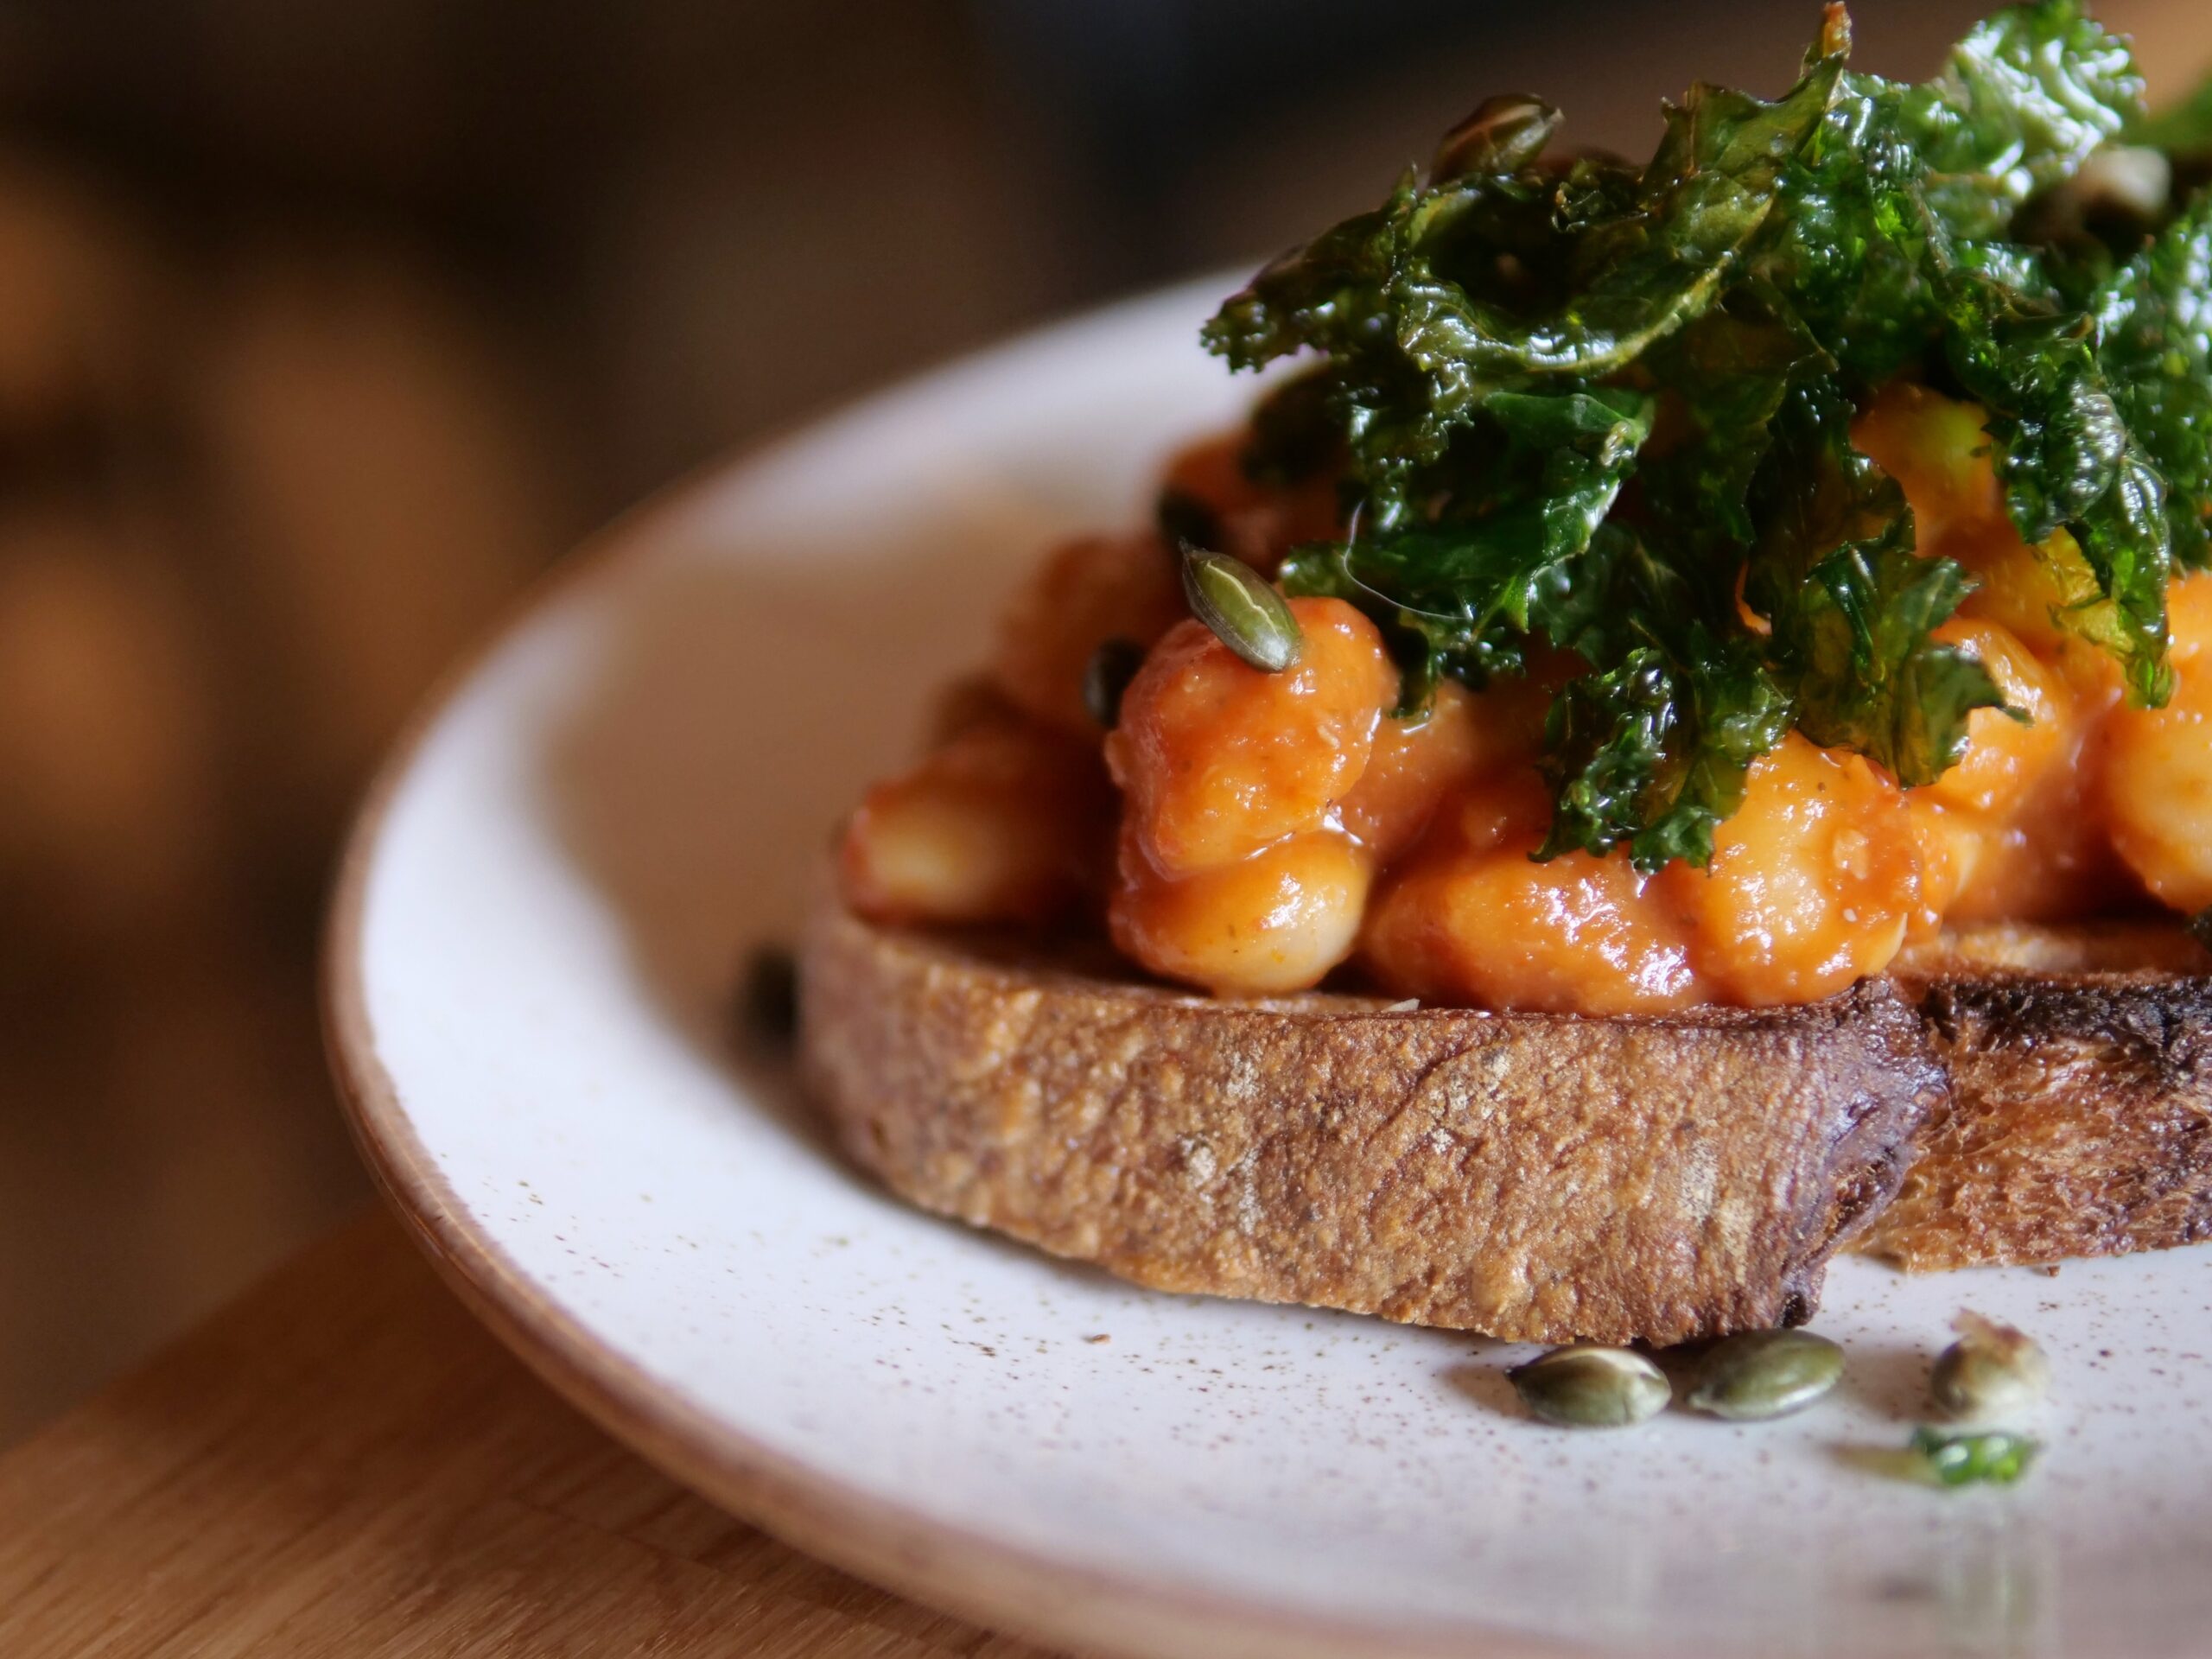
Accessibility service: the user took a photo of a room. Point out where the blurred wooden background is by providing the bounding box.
[5,0,2195,1443]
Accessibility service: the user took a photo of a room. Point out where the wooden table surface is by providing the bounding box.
[0,1209,1065,1658]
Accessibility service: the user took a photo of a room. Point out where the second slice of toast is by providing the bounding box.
[1862,924,2212,1272]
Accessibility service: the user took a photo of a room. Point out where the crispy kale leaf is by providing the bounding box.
[1902,0,2142,236]
[1210,0,2196,869]
[1535,530,1794,869]
[1278,386,1654,701]
[1758,1,2142,380]
[1205,46,1842,531]
[2096,194,2212,572]
[1751,382,2011,785]
[1940,260,2176,702]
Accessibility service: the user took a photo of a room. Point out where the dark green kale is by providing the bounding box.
[1205,41,1841,531]
[2095,194,2212,571]
[1536,532,1793,869]
[1637,306,1823,558]
[1937,262,2176,702]
[1206,0,2202,870]
[1897,0,2141,235]
[1751,381,2011,786]
[1280,390,1651,632]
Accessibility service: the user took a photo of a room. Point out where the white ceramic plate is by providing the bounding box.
[327,276,2212,1659]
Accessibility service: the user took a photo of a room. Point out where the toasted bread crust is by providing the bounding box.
[800,904,1939,1344]
[1857,969,2212,1271]
[802,906,2212,1336]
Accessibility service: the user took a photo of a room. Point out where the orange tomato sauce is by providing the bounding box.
[838,404,2209,1010]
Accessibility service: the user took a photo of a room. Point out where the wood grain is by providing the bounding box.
[0,1209,1062,1659]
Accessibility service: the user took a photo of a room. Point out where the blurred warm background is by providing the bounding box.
[3,0,2204,1441]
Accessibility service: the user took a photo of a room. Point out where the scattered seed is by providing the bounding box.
[1929,1311,2049,1424]
[1082,637,1147,729]
[1683,1329,1843,1421]
[1904,1426,2039,1487]
[1180,545,1303,672]
[1431,93,1562,182]
[1509,1344,1670,1428]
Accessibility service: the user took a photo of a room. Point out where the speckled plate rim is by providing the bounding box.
[319,282,1573,1659]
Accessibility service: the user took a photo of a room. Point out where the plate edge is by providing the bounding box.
[316,285,1585,1659]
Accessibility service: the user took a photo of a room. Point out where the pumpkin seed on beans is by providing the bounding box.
[1430,93,1561,182]
[1179,545,1304,673]
[1082,637,1147,729]
[1929,1311,2048,1424]
[1682,1329,1843,1421]
[1509,1344,1670,1428]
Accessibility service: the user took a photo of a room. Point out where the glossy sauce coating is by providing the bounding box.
[1106,599,1395,877]
[1856,385,2137,928]
[1158,430,1343,575]
[1109,827,1373,995]
[843,393,2212,1010]
[1360,770,1707,1014]
[1656,736,1919,1006]
[1334,681,1501,862]
[839,718,1111,927]
[2105,573,2212,912]
[1102,598,1394,992]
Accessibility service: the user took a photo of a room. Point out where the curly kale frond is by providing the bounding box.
[2097,194,2212,571]
[1207,0,2196,869]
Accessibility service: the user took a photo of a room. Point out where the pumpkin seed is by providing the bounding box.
[1906,1426,2039,1487]
[1929,1311,2048,1424]
[1431,94,1561,182]
[1508,1344,1669,1428]
[1180,545,1303,672]
[1683,1329,1842,1421]
[1082,637,1147,729]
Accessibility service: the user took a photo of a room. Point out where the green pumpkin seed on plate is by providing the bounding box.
[1683,1329,1843,1421]
[1509,1344,1670,1428]
[1906,1426,2040,1487]
[1929,1311,2049,1424]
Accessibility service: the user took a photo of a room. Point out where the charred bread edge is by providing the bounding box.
[1859,954,2212,1272]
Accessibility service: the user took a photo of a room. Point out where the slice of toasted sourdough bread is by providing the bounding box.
[798,904,2212,1344]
